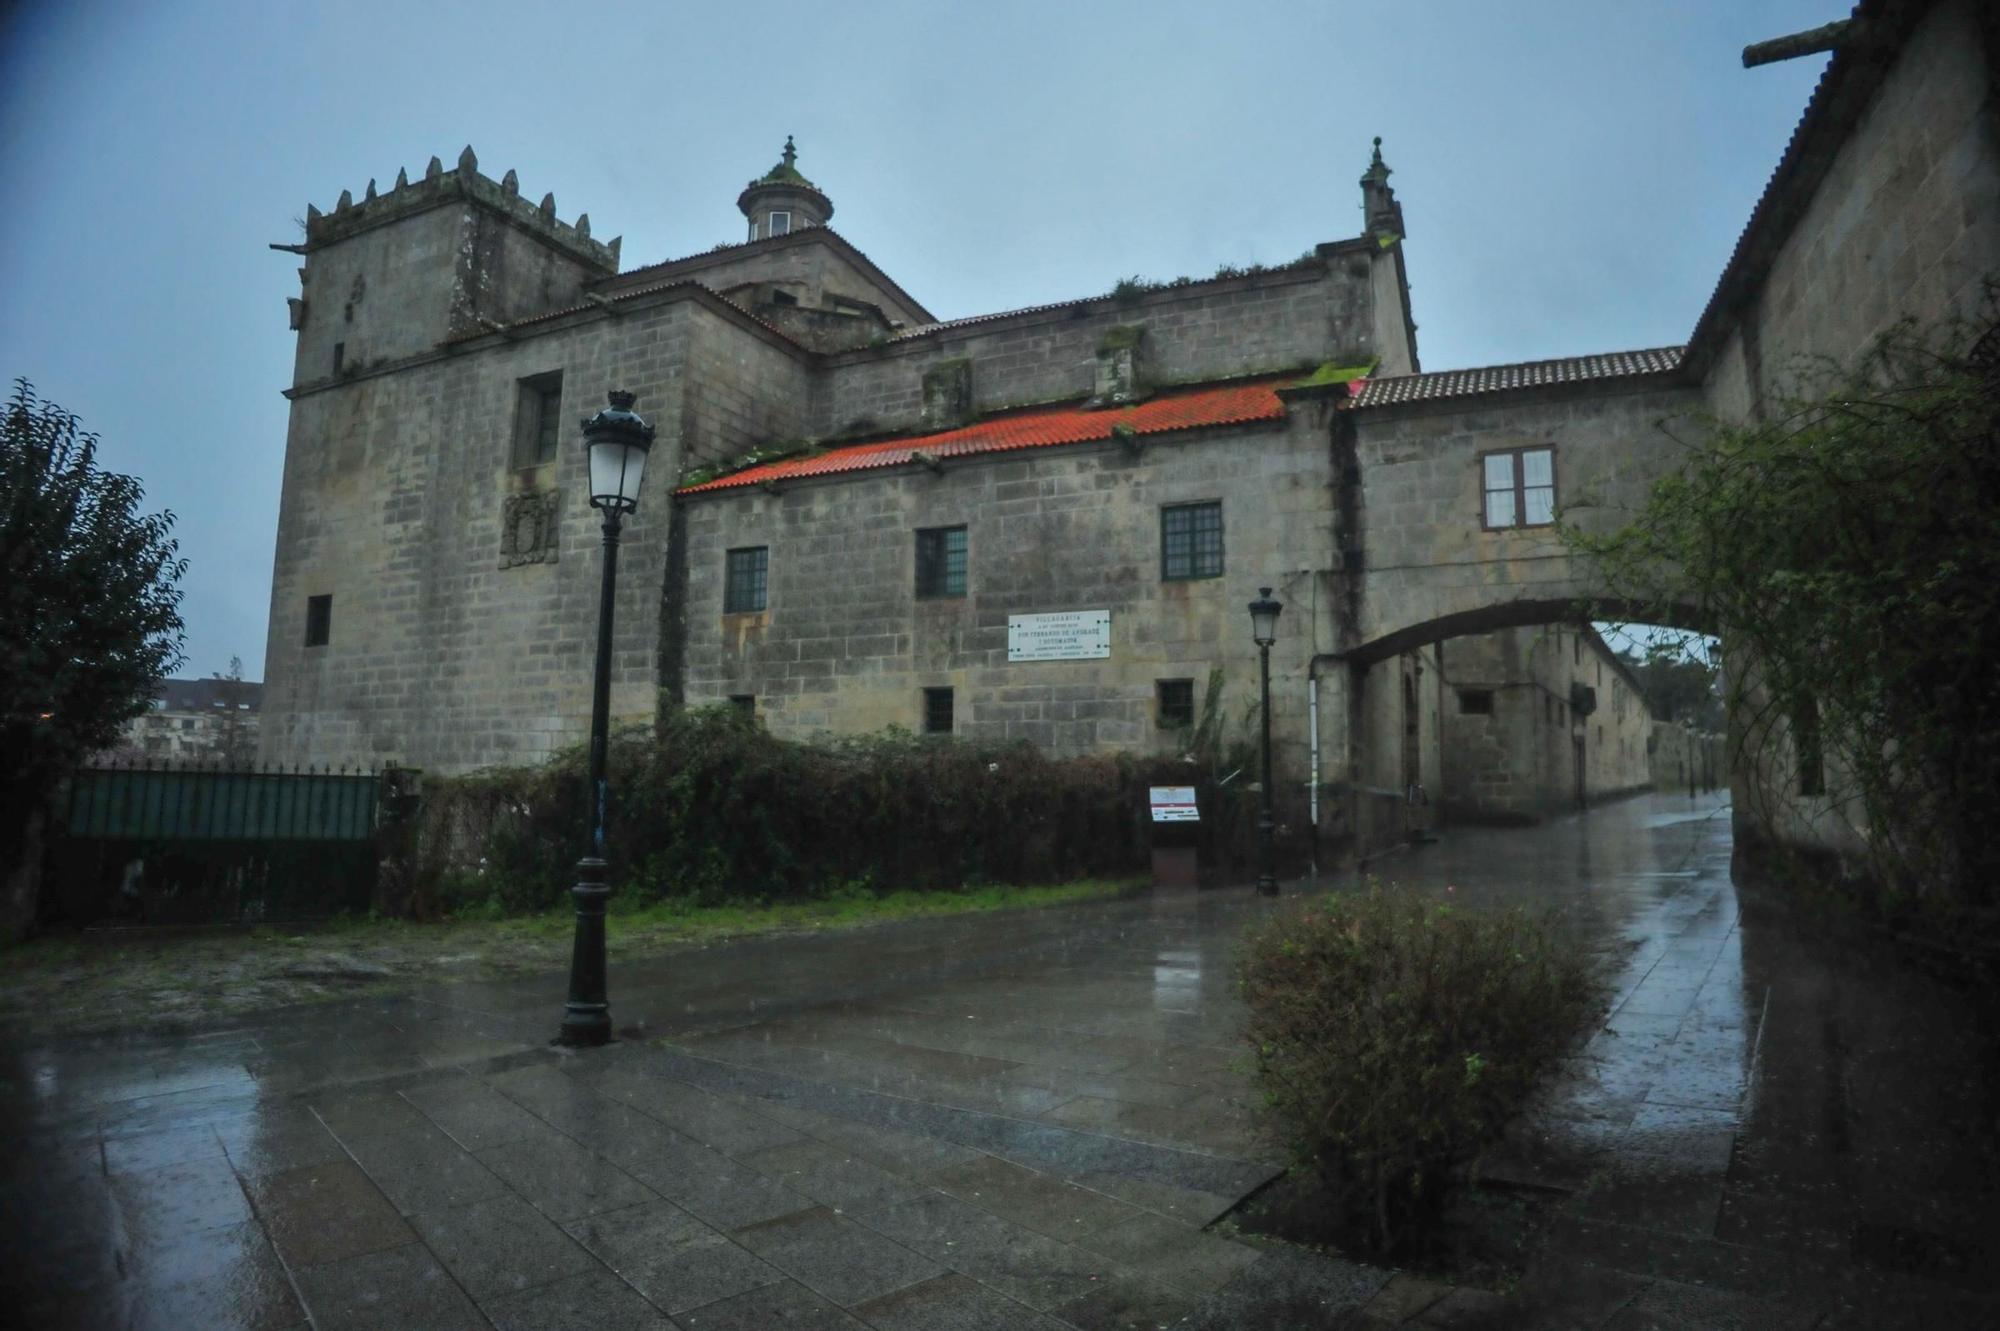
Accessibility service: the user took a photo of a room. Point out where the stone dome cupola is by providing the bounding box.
[738,136,834,242]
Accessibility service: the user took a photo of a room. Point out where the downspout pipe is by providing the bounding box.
[1306,652,1346,876]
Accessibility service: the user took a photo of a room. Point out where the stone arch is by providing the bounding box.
[1349,594,1710,668]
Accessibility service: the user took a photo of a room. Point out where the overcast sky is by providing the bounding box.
[0,1,1831,680]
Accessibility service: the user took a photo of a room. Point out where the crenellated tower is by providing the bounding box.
[281,146,620,389]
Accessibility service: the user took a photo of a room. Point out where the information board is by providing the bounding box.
[1149,786,1200,822]
[1007,610,1111,662]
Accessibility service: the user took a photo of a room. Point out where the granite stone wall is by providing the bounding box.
[673,412,1341,834]
[260,302,696,773]
[1344,382,1703,653]
[812,257,1396,440]
[1704,0,2000,420]
[1436,625,1654,822]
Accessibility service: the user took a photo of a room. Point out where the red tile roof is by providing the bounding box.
[676,376,1293,496]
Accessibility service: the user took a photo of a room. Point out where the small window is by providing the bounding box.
[305,594,332,647]
[724,547,769,613]
[1795,697,1825,797]
[915,526,968,599]
[514,374,564,469]
[923,687,954,735]
[1161,502,1224,580]
[769,210,792,236]
[769,289,798,307]
[1482,447,1556,529]
[1458,689,1494,715]
[730,695,756,722]
[1157,679,1196,729]
[332,341,345,375]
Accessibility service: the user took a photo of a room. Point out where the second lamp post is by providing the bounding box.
[558,390,655,1048]
[1249,587,1282,896]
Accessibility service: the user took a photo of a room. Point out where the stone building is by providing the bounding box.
[1437,624,1655,824]
[112,677,263,764]
[260,0,1996,868]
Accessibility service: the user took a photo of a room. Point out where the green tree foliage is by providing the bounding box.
[1566,312,2000,918]
[1239,886,1595,1256]
[2,381,185,937]
[1619,643,1722,729]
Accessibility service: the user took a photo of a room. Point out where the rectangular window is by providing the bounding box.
[332,341,345,375]
[1157,678,1195,729]
[769,210,792,236]
[1459,689,1494,715]
[514,374,564,469]
[723,547,768,613]
[1481,447,1556,529]
[915,526,968,599]
[305,594,332,647]
[1160,502,1224,580]
[923,687,954,735]
[1795,697,1825,797]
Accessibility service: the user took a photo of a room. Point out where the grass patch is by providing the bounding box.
[0,878,1141,1038]
[441,877,1141,947]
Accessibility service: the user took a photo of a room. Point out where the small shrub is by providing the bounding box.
[1239,884,1596,1256]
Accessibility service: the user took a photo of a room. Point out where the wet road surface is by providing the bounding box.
[3,790,1996,1328]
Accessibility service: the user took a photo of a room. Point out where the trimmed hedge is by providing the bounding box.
[409,706,1261,916]
[1239,885,1596,1256]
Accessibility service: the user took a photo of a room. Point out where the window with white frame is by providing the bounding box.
[1481,447,1556,528]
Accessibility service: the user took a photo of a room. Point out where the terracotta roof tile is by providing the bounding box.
[1350,347,1685,408]
[677,377,1293,496]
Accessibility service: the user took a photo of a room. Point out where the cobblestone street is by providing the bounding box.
[4,791,1996,1328]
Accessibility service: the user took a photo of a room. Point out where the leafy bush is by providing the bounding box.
[1239,885,1596,1256]
[410,705,1264,916]
[1564,303,2000,920]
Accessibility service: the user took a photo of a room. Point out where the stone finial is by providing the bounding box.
[575,213,590,240]
[335,188,353,212]
[395,166,408,189]
[364,178,378,201]
[501,168,519,197]
[608,236,622,265]
[306,203,324,223]
[426,156,443,180]
[1362,135,1391,184]
[458,145,477,173]
[781,134,797,170]
[539,192,556,221]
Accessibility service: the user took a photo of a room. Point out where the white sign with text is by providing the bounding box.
[1007,610,1111,662]
[1149,786,1200,822]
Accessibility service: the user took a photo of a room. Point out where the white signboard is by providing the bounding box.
[1149,786,1200,822]
[1008,610,1111,662]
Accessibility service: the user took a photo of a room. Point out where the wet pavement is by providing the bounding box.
[3,790,1996,1328]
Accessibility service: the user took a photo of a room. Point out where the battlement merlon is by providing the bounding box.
[300,146,620,273]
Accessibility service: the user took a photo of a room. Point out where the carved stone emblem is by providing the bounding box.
[500,490,560,568]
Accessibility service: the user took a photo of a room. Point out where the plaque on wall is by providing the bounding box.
[1007,610,1112,662]
[499,490,560,568]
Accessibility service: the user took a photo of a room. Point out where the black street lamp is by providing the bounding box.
[1249,587,1283,897]
[558,390,655,1048]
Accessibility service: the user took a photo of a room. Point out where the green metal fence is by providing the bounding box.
[65,765,379,841]
[46,763,383,925]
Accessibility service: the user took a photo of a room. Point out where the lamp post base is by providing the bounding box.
[556,858,612,1047]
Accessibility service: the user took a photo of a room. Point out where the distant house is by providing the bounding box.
[112,677,263,764]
